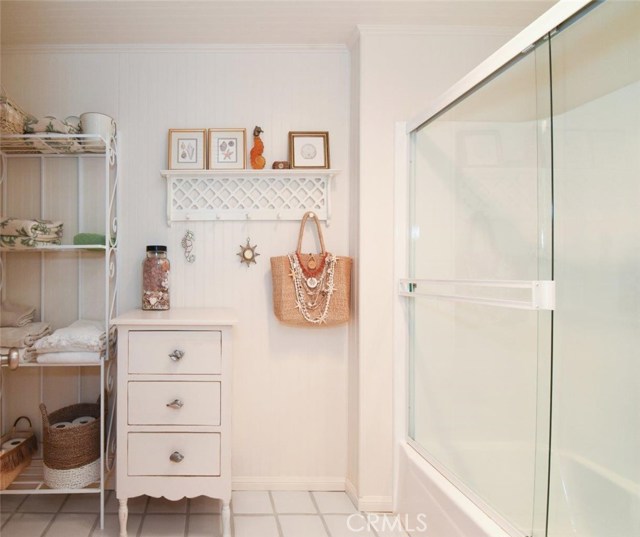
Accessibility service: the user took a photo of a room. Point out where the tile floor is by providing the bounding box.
[0,490,409,537]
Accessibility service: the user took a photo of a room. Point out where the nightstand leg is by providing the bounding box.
[222,500,231,537]
[118,498,128,537]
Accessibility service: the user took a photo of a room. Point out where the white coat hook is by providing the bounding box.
[246,213,251,220]
[277,213,282,220]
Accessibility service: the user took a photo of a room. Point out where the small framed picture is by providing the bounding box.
[168,129,206,170]
[208,128,247,170]
[289,131,330,169]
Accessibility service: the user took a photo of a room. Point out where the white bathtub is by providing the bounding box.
[394,442,511,537]
[547,452,640,537]
[395,443,640,537]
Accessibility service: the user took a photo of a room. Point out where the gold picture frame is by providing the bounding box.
[208,128,247,170]
[288,131,330,169]
[168,129,206,170]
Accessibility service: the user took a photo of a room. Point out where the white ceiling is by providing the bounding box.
[1,0,555,46]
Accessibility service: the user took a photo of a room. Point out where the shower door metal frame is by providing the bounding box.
[405,0,594,134]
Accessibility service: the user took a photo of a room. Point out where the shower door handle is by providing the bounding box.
[399,279,555,311]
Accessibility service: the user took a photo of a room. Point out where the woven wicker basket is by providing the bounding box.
[0,416,38,490]
[0,87,28,135]
[40,402,101,489]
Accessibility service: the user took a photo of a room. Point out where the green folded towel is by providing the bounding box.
[73,233,106,246]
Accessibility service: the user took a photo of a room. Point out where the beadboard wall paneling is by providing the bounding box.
[2,47,350,485]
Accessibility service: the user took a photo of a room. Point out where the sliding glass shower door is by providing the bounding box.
[406,39,553,537]
[547,1,640,535]
[406,2,640,536]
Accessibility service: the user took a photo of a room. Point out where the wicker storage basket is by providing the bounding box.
[0,416,38,490]
[0,87,28,135]
[40,402,101,489]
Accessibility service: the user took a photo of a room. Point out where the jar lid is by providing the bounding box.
[146,245,167,252]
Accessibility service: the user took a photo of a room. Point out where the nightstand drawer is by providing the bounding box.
[128,432,221,476]
[128,381,221,425]
[129,330,221,375]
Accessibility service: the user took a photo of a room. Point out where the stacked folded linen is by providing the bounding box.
[0,322,52,348]
[34,319,115,364]
[0,322,52,363]
[1,301,36,327]
[36,351,101,364]
[24,115,80,135]
[0,217,63,248]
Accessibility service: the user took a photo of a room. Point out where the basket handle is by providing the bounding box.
[39,403,51,430]
[296,211,326,255]
[12,415,32,431]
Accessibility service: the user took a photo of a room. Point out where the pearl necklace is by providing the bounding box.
[288,253,337,324]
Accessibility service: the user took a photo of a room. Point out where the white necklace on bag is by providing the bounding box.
[288,253,337,324]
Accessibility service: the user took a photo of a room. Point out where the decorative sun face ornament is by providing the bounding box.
[237,237,259,267]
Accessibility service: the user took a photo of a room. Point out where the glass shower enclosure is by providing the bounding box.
[403,1,640,536]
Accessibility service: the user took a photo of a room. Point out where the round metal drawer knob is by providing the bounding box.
[166,399,184,409]
[170,451,184,463]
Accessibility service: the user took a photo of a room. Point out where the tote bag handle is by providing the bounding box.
[296,211,326,255]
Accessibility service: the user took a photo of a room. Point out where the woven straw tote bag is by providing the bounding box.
[271,211,351,326]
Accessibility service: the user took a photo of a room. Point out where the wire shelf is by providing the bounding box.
[0,134,106,156]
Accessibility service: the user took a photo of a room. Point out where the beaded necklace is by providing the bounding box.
[288,253,337,324]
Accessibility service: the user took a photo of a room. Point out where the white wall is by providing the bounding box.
[347,37,361,499]
[351,27,518,509]
[1,45,351,489]
[2,26,526,500]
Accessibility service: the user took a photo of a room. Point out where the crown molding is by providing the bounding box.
[355,24,521,38]
[1,43,349,55]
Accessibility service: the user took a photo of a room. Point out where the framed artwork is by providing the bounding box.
[289,131,330,169]
[168,129,206,170]
[208,128,247,170]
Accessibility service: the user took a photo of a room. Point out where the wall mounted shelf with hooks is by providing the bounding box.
[161,169,340,226]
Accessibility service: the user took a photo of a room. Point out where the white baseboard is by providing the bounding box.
[345,478,359,508]
[345,478,393,512]
[358,496,393,513]
[232,476,346,491]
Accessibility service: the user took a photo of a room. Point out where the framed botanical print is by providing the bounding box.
[288,131,330,169]
[208,128,247,170]
[168,129,206,170]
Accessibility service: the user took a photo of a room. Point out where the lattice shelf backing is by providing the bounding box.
[161,169,339,225]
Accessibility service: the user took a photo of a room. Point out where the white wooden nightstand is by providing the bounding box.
[113,308,237,537]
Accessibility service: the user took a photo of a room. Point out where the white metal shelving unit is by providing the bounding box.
[161,168,340,225]
[0,133,119,529]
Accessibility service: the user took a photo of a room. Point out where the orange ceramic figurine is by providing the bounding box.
[250,126,266,169]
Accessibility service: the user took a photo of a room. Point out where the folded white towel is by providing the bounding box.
[34,320,111,353]
[1,301,36,327]
[0,322,51,348]
[36,351,101,364]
